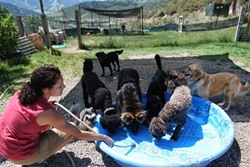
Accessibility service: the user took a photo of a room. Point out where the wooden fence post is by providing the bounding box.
[16,16,25,37]
[40,0,52,54]
[76,10,83,49]
[234,6,245,42]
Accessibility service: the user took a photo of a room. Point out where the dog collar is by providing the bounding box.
[195,73,205,83]
[104,107,115,114]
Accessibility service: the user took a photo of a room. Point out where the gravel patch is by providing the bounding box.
[1,55,250,167]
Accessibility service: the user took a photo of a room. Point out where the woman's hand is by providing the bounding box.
[100,134,114,147]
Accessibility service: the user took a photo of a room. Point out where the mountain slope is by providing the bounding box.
[51,1,163,19]
[0,0,84,13]
[0,2,39,16]
[0,0,164,14]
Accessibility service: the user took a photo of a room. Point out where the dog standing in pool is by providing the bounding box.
[149,79,192,141]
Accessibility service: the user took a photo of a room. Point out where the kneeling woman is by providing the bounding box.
[0,64,113,167]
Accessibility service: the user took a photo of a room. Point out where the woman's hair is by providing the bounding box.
[19,64,61,105]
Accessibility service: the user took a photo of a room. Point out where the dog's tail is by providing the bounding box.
[115,50,123,55]
[155,54,162,70]
[238,81,250,96]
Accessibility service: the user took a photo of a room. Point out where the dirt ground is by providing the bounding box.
[0,53,250,167]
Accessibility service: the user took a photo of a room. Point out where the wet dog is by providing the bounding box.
[95,50,123,76]
[183,63,250,111]
[149,84,192,141]
[144,54,168,126]
[100,108,122,134]
[116,68,146,134]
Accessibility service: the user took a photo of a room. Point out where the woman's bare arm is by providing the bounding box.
[37,109,114,146]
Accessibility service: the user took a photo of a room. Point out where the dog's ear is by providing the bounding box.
[88,107,96,114]
[116,90,122,113]
[193,65,204,79]
[135,110,147,123]
[120,112,134,125]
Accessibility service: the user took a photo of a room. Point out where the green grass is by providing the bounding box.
[1,26,250,102]
[80,28,234,49]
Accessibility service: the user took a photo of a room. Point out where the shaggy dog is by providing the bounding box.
[95,50,123,76]
[144,54,168,126]
[69,103,96,130]
[100,108,122,134]
[116,68,146,134]
[149,84,192,141]
[117,68,140,91]
[81,59,115,112]
[81,59,122,134]
[183,63,250,111]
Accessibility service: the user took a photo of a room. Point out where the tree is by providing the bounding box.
[23,15,42,34]
[0,4,18,60]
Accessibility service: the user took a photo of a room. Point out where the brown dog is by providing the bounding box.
[183,63,250,111]
[116,68,146,134]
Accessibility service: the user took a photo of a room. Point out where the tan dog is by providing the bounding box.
[183,63,250,111]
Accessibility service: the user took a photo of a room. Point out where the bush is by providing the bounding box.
[0,5,18,60]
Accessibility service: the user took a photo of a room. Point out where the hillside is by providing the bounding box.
[1,0,246,34]
[47,0,245,31]
[0,0,163,15]
[0,2,39,16]
[0,0,84,13]
[1,0,244,21]
[49,1,162,19]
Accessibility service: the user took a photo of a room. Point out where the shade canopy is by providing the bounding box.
[81,6,143,18]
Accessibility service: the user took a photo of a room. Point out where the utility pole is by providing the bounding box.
[39,0,52,54]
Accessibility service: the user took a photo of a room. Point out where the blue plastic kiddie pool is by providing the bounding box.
[93,92,234,167]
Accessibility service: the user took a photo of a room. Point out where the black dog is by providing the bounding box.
[100,108,122,134]
[117,67,140,91]
[81,59,115,112]
[95,50,123,76]
[116,68,146,134]
[144,54,168,126]
[81,59,121,134]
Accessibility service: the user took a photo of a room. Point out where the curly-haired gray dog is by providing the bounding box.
[149,84,192,141]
